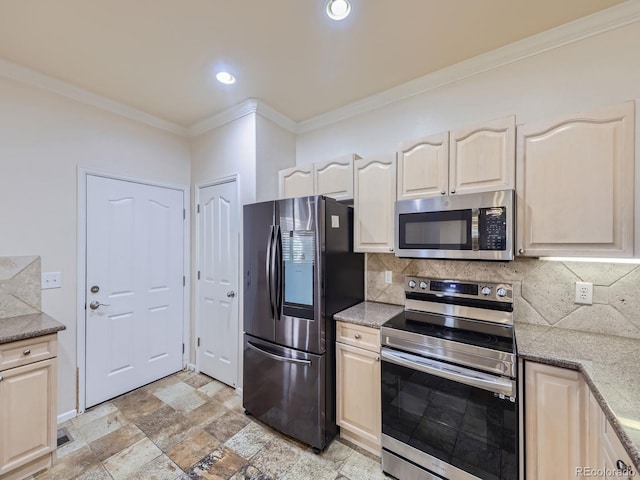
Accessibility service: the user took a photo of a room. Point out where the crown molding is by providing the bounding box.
[0,58,189,136]
[297,1,640,133]
[254,101,298,133]
[188,99,259,137]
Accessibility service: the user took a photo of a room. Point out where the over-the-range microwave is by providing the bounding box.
[394,189,515,261]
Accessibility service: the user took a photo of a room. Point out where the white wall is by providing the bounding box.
[256,114,296,202]
[296,22,640,164]
[0,76,191,417]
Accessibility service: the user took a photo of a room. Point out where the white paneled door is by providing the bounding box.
[85,175,184,408]
[197,180,239,387]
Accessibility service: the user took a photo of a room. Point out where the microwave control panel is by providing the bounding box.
[479,207,507,250]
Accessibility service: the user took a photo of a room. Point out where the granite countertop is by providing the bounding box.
[334,301,403,329]
[0,312,66,344]
[517,323,640,470]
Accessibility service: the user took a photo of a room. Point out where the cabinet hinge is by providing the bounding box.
[197,337,201,347]
[183,209,186,220]
[197,204,200,214]
[197,271,201,280]
[183,276,186,286]
[182,343,185,354]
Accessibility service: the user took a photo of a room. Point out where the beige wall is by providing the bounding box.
[256,115,296,202]
[296,22,640,165]
[0,76,191,417]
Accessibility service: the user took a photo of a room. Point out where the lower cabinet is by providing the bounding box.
[335,321,381,456]
[0,335,57,480]
[525,361,636,479]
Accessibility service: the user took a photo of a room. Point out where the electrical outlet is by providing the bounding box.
[384,270,393,284]
[575,281,593,305]
[42,272,62,289]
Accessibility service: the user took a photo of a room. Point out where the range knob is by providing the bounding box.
[497,287,507,297]
[408,280,416,288]
[481,286,492,296]
[419,281,428,290]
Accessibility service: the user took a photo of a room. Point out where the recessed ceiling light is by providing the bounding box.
[216,71,236,85]
[326,0,351,21]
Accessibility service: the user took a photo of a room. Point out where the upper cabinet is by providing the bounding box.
[278,165,313,199]
[516,102,635,257]
[354,155,396,253]
[313,154,358,201]
[397,116,515,200]
[278,154,359,201]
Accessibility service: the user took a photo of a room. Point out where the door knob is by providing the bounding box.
[227,291,236,298]
[89,301,110,310]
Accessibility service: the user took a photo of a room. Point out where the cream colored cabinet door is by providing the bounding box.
[600,416,636,479]
[336,341,381,454]
[314,154,358,201]
[516,102,635,257]
[525,361,588,480]
[450,115,515,195]
[0,359,56,476]
[354,155,396,253]
[397,132,449,200]
[278,165,313,199]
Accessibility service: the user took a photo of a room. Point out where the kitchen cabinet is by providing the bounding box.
[516,101,635,257]
[525,361,636,479]
[278,154,360,201]
[525,361,588,480]
[335,321,381,456]
[354,155,396,252]
[278,165,313,199]
[0,335,57,480]
[396,116,515,200]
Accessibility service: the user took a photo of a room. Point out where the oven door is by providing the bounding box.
[381,347,518,480]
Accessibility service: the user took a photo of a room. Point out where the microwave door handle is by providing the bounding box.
[471,208,479,251]
[381,348,515,397]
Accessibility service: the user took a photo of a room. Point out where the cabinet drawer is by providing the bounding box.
[336,321,380,352]
[0,335,57,371]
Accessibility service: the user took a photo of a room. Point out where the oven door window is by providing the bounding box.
[398,210,472,250]
[382,358,517,480]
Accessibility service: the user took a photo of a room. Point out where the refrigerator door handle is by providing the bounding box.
[275,225,283,320]
[266,225,275,319]
[247,341,312,366]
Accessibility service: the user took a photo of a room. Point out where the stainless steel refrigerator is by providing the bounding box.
[243,195,364,452]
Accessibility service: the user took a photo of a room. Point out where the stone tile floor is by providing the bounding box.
[34,371,386,480]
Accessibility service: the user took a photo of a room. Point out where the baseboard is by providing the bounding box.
[57,409,77,424]
[235,386,243,397]
[186,363,197,372]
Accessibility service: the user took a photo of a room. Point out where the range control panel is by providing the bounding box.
[405,276,513,302]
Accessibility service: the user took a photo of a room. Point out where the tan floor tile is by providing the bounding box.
[125,454,182,480]
[338,450,385,480]
[112,387,165,420]
[166,389,209,413]
[55,422,88,459]
[203,411,251,444]
[89,422,146,461]
[212,387,236,404]
[186,446,245,479]
[77,410,128,444]
[184,373,215,389]
[35,446,100,480]
[71,402,118,428]
[143,372,183,394]
[103,437,163,480]
[75,463,113,480]
[185,398,228,427]
[222,394,243,412]
[166,428,221,470]
[229,463,271,480]
[223,422,276,460]
[250,437,301,478]
[135,404,198,451]
[153,381,196,404]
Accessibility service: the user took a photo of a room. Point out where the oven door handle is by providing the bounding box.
[381,347,515,397]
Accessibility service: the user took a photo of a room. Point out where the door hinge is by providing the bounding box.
[183,276,186,286]
[182,343,185,354]
[197,271,201,280]
[197,204,200,214]
[197,337,201,347]
[183,208,186,220]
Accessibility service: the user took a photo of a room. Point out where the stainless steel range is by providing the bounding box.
[380,277,518,480]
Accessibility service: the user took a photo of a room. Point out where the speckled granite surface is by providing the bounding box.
[517,322,640,470]
[0,312,66,344]
[334,301,403,329]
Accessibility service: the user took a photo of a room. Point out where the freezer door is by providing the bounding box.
[243,335,326,449]
[276,196,325,353]
[243,200,276,342]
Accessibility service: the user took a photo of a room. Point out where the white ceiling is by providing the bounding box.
[0,0,627,127]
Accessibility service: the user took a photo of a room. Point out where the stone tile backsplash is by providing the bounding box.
[0,256,41,319]
[367,254,640,339]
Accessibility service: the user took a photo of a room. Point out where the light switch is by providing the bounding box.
[384,271,393,284]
